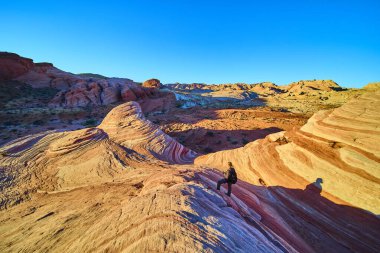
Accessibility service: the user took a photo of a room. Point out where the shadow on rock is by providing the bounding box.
[197,170,380,253]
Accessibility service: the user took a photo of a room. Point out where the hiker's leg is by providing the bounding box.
[217,178,227,190]
[227,183,232,196]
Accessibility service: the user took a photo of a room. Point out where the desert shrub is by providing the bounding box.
[242,138,249,145]
[231,140,239,145]
[215,140,222,145]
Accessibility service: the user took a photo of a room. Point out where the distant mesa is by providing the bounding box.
[363,82,380,90]
[0,52,35,81]
[0,52,175,109]
[0,52,374,114]
[283,79,346,92]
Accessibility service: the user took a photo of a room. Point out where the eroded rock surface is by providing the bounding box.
[196,90,380,214]
[0,53,173,108]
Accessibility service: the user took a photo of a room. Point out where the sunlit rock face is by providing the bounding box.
[0,102,196,205]
[0,92,379,252]
[98,101,197,164]
[0,53,173,108]
[283,80,344,92]
[142,78,162,89]
[195,90,380,214]
[49,78,164,108]
[0,165,305,253]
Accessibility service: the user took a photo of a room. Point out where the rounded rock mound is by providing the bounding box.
[142,78,162,89]
[99,101,197,164]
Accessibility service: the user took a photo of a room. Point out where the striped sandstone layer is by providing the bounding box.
[195,90,380,214]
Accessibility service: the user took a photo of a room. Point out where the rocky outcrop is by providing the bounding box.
[282,80,344,93]
[49,78,157,107]
[363,82,380,90]
[0,52,34,81]
[0,101,196,207]
[195,90,380,215]
[0,53,174,108]
[142,78,162,89]
[0,165,306,253]
[0,52,79,89]
[98,102,197,163]
[1,93,379,252]
[166,80,348,97]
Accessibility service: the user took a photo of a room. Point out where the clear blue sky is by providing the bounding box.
[1,0,379,88]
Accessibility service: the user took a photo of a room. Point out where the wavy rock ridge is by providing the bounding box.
[0,166,305,253]
[196,90,380,214]
[1,93,380,252]
[0,102,196,205]
[99,102,197,164]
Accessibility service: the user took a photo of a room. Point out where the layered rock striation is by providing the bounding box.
[195,90,380,215]
[0,102,196,206]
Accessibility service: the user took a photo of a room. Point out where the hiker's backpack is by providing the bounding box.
[228,168,238,184]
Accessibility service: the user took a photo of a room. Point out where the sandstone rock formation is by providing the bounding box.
[98,102,197,163]
[1,92,380,252]
[0,53,174,109]
[142,78,162,89]
[0,101,304,252]
[195,89,380,214]
[364,82,380,90]
[0,52,34,81]
[49,78,172,108]
[282,80,344,93]
[0,164,308,252]
[164,80,364,114]
[1,53,379,252]
[0,102,196,206]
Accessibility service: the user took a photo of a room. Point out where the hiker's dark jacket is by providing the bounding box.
[224,167,237,183]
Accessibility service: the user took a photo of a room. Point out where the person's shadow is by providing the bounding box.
[198,170,380,253]
[305,177,323,195]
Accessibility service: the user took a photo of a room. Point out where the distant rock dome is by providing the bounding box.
[142,78,162,89]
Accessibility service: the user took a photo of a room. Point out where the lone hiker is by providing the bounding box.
[217,162,238,196]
